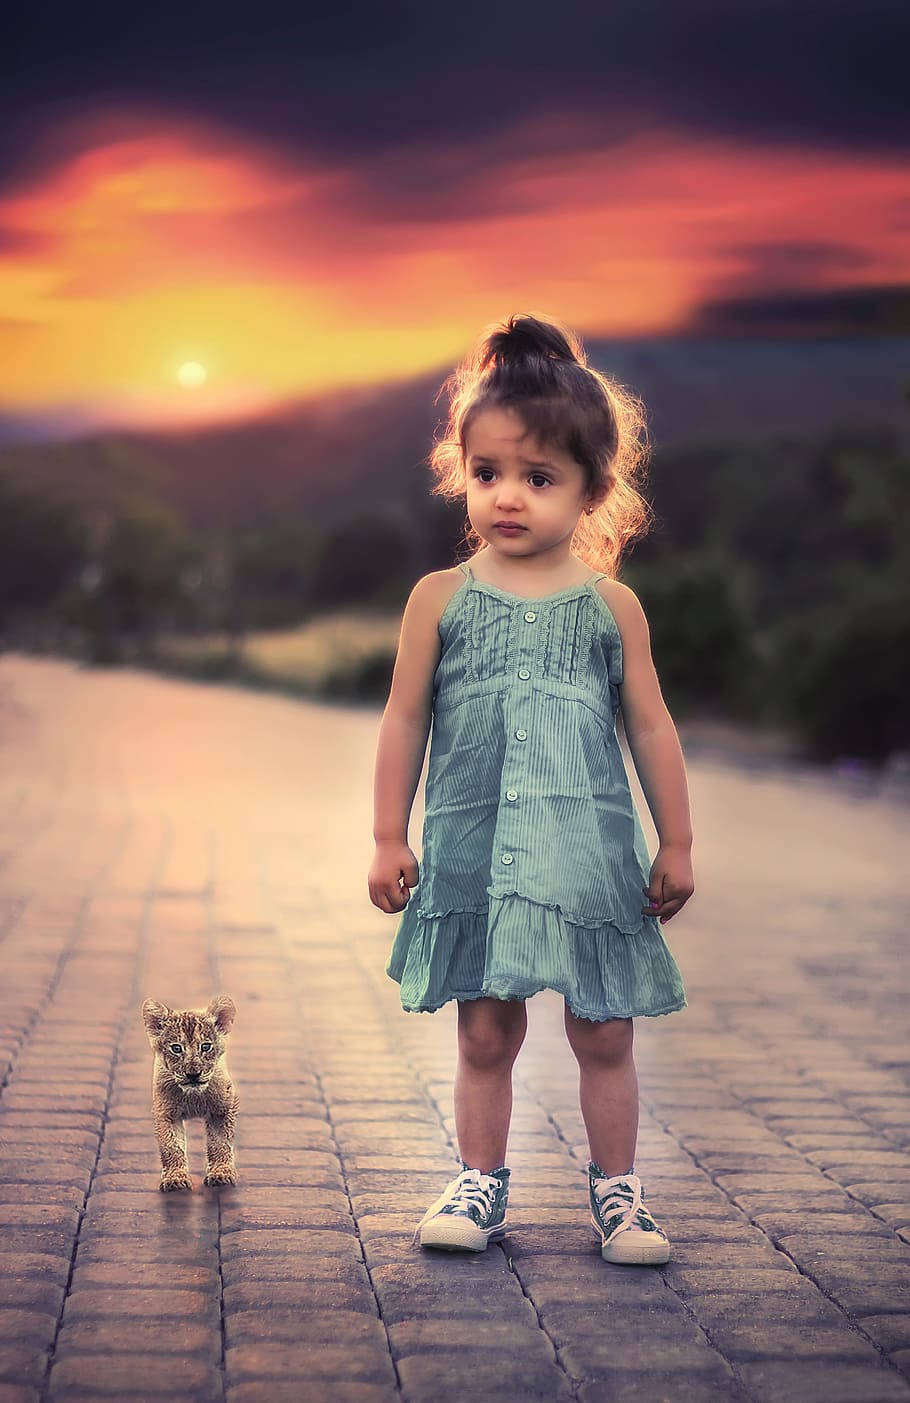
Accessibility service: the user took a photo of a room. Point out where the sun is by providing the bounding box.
[177,361,207,388]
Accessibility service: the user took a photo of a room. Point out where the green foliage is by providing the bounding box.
[2,416,907,762]
[0,477,84,617]
[773,586,909,763]
[625,551,759,718]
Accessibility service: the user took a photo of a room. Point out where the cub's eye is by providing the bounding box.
[169,1044,183,1054]
[200,1042,213,1053]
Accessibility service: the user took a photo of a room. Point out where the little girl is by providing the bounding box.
[369,312,694,1266]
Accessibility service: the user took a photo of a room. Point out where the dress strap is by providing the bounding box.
[586,571,609,584]
[457,561,473,579]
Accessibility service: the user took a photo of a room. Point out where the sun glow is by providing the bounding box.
[177,361,207,388]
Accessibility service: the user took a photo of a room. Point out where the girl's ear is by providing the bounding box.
[206,995,236,1034]
[141,998,170,1039]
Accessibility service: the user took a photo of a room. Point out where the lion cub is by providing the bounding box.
[141,994,239,1192]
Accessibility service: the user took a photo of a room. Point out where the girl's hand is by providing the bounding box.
[369,840,420,913]
[642,844,694,925]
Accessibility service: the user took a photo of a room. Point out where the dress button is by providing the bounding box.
[517,667,530,679]
[501,852,514,864]
[506,789,518,801]
[523,610,536,622]
[515,729,527,741]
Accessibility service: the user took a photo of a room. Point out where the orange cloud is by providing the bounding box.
[0,107,906,432]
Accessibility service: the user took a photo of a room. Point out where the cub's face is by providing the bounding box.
[141,996,235,1094]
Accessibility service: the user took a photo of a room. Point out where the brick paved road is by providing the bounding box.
[0,653,908,1403]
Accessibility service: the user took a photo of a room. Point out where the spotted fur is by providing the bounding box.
[140,995,238,1192]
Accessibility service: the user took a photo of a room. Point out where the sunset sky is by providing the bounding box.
[2,0,908,437]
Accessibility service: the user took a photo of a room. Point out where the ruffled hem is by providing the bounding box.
[385,892,687,1024]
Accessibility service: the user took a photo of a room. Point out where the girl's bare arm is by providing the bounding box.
[601,581,693,852]
[372,573,448,844]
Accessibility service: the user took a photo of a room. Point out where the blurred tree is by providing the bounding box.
[0,477,84,619]
[626,551,759,718]
[310,515,415,611]
[63,500,193,663]
[232,522,320,628]
[777,588,909,763]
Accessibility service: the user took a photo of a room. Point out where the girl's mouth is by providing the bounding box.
[495,524,525,533]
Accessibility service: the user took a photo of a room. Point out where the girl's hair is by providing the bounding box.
[428,312,655,577]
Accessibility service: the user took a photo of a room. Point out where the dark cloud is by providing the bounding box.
[1,0,907,192]
[713,241,876,298]
[686,284,910,338]
[723,243,874,277]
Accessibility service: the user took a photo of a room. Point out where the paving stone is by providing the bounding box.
[686,1287,850,1330]
[331,1105,439,1123]
[369,1262,525,1324]
[701,1319,883,1361]
[225,1343,397,1384]
[575,1369,742,1402]
[0,1188,85,1209]
[0,1383,42,1403]
[0,1230,75,1259]
[220,1228,362,1260]
[0,1311,56,1343]
[850,1182,910,1207]
[72,1237,218,1267]
[736,1358,910,1402]
[751,1208,896,1237]
[860,1316,910,1352]
[224,1279,378,1313]
[395,1354,573,1402]
[79,1211,219,1239]
[48,1354,222,1397]
[71,1262,219,1290]
[560,1334,734,1377]
[229,1387,395,1403]
[0,1255,71,1286]
[387,1311,548,1356]
[219,1187,350,1211]
[796,1267,910,1316]
[0,1200,80,1234]
[666,1267,806,1297]
[0,1344,48,1386]
[225,1308,387,1347]
[0,1279,66,1313]
[221,1256,371,1287]
[60,1288,220,1323]
[54,1317,219,1357]
[232,1121,335,1148]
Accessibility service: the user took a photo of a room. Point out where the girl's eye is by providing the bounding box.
[169,1044,183,1054]
[474,469,550,488]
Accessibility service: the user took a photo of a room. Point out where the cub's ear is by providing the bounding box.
[141,999,171,1040]
[206,995,236,1035]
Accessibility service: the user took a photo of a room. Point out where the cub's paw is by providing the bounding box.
[203,1161,237,1187]
[159,1169,194,1192]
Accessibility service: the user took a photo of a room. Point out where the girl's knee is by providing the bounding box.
[457,998,527,1068]
[564,1008,633,1066]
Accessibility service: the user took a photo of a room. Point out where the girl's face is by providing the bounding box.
[464,405,595,561]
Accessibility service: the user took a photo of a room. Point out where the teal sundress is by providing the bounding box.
[385,559,688,1022]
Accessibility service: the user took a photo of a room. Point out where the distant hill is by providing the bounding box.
[1,335,907,532]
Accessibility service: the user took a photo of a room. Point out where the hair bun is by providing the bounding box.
[481,314,584,370]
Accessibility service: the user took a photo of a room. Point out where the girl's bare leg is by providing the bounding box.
[564,1006,638,1175]
[454,997,528,1172]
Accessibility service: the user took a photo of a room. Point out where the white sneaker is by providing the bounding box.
[588,1162,671,1265]
[412,1164,510,1251]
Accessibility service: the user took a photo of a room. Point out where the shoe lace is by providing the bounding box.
[592,1174,659,1238]
[411,1168,502,1247]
